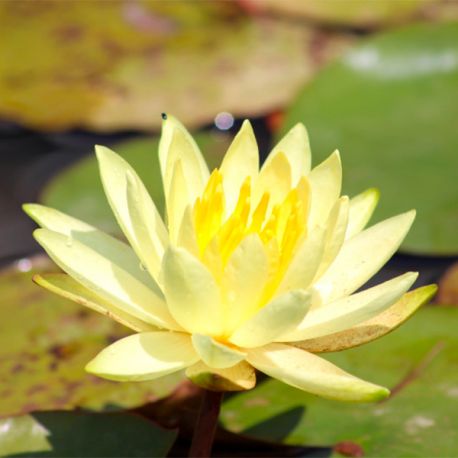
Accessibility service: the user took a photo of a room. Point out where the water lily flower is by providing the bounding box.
[24,115,436,402]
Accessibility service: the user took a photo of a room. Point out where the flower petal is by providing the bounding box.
[192,334,246,369]
[229,290,311,348]
[266,123,311,185]
[283,272,418,342]
[222,234,269,334]
[34,228,179,330]
[186,360,256,391]
[162,246,224,335]
[86,332,198,381]
[219,120,259,214]
[294,285,437,353]
[314,196,349,279]
[166,159,189,243]
[313,210,416,305]
[247,343,389,401]
[177,205,200,256]
[33,273,154,332]
[159,114,209,199]
[346,188,379,240]
[307,150,342,228]
[24,204,161,293]
[95,146,168,283]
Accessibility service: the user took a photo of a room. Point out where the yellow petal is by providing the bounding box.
[177,205,200,256]
[307,150,342,228]
[229,290,311,348]
[314,196,349,279]
[126,171,168,281]
[186,360,256,391]
[314,210,416,305]
[191,334,246,369]
[86,332,198,381]
[294,285,437,353]
[33,273,154,332]
[219,120,259,214]
[222,234,269,334]
[95,146,168,283]
[283,272,418,342]
[166,159,189,243]
[247,343,389,402]
[266,123,311,185]
[162,246,224,335]
[346,188,380,240]
[159,113,209,200]
[34,228,179,330]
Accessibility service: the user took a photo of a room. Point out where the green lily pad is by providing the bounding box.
[283,21,458,255]
[0,259,182,418]
[0,1,346,131]
[221,307,458,457]
[0,411,177,457]
[40,132,229,234]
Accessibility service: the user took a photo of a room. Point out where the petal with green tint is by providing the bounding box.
[192,334,246,369]
[307,150,342,227]
[177,205,199,257]
[86,332,198,382]
[223,234,269,334]
[283,272,417,342]
[314,196,349,279]
[162,246,224,335]
[159,114,209,198]
[126,171,168,280]
[314,210,416,305]
[247,343,389,402]
[33,273,155,332]
[294,285,437,353]
[265,123,311,184]
[253,152,291,209]
[166,160,189,243]
[230,290,311,348]
[219,120,259,214]
[95,146,168,283]
[345,188,379,240]
[186,360,256,391]
[24,203,161,293]
[277,226,325,295]
[34,229,179,330]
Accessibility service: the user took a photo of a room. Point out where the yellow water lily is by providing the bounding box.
[24,115,436,402]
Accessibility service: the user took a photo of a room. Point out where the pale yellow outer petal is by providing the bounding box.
[277,226,326,295]
[346,188,380,240]
[253,151,291,209]
[266,123,311,185]
[162,246,224,335]
[86,332,199,382]
[166,160,189,243]
[294,285,437,353]
[159,114,209,199]
[191,334,246,369]
[222,234,269,334]
[219,120,259,214]
[282,272,418,342]
[186,360,256,391]
[33,273,154,333]
[176,205,200,256]
[247,343,389,401]
[314,196,349,280]
[34,229,179,330]
[95,146,168,283]
[229,290,311,348]
[126,171,168,281]
[307,150,342,228]
[313,210,416,306]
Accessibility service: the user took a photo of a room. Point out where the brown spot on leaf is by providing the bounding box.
[334,441,364,457]
[48,342,80,360]
[11,363,25,374]
[54,25,84,42]
[27,384,48,396]
[437,262,458,305]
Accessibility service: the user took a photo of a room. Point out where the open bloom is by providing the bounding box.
[25,115,436,401]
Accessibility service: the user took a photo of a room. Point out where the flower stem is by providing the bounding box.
[189,389,224,457]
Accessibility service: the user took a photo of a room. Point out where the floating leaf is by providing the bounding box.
[283,22,458,255]
[221,307,458,457]
[0,1,349,131]
[0,259,182,418]
[0,411,177,457]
